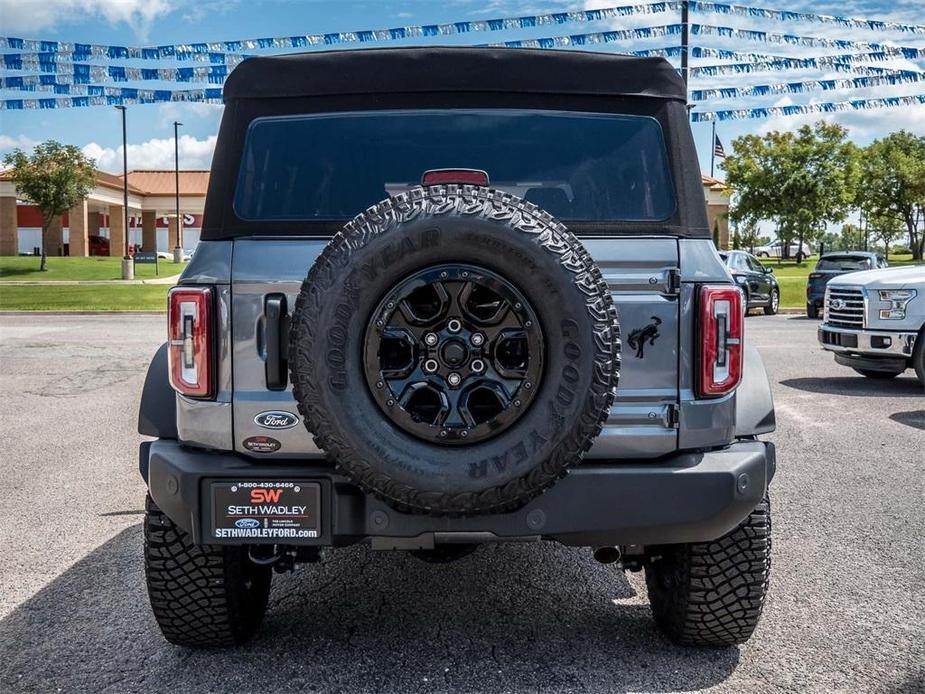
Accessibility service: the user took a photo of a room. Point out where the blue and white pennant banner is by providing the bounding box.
[691,71,925,101]
[1,60,233,83]
[692,47,925,71]
[689,2,925,35]
[0,2,680,58]
[690,93,925,121]
[1,88,224,110]
[485,24,682,48]
[1,51,250,66]
[691,24,925,58]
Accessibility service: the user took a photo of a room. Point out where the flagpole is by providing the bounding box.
[711,120,716,178]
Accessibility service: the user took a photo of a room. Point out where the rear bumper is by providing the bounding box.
[141,438,775,548]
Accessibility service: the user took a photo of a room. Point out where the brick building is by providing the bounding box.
[1,170,729,254]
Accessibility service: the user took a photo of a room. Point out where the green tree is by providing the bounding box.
[866,210,905,261]
[855,131,925,260]
[836,223,864,252]
[723,122,857,259]
[732,219,762,253]
[3,141,96,271]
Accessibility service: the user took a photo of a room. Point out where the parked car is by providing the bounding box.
[156,250,193,262]
[754,240,812,259]
[88,234,109,256]
[137,47,776,649]
[806,251,887,318]
[818,265,924,382]
[720,250,780,315]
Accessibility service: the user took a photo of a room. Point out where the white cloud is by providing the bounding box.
[82,134,217,172]
[157,102,225,128]
[0,134,39,157]
[0,0,173,39]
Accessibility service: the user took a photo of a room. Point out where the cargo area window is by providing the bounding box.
[233,109,675,223]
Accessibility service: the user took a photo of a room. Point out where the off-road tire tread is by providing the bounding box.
[645,496,771,647]
[289,185,620,515]
[144,495,271,648]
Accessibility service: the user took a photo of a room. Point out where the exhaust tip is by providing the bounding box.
[593,546,622,564]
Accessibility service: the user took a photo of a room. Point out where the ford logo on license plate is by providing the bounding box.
[234,518,261,529]
[254,411,299,430]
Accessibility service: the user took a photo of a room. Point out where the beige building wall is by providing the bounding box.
[68,201,89,256]
[47,215,64,256]
[109,205,125,257]
[0,197,16,256]
[706,204,730,250]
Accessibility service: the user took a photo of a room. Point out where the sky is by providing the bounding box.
[1,0,924,179]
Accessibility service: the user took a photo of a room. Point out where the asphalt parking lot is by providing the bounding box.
[0,313,922,693]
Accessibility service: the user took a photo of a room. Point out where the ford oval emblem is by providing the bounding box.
[830,298,846,310]
[235,518,260,529]
[254,411,299,430]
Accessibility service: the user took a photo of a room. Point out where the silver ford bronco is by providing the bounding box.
[138,47,776,648]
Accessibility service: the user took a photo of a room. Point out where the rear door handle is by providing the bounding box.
[265,294,289,390]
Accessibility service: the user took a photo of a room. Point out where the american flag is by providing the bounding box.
[713,135,726,159]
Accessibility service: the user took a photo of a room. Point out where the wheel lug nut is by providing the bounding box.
[448,372,462,386]
[424,359,438,373]
[470,333,484,346]
[460,430,469,438]
[424,332,438,346]
[471,359,485,373]
[514,399,522,407]
[447,319,462,333]
[387,399,395,407]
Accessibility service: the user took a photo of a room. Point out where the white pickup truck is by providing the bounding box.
[818,265,925,383]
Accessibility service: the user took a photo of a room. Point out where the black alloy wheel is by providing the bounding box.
[364,264,543,445]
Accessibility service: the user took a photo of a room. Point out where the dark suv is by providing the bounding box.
[138,47,776,649]
[806,251,887,318]
[719,250,780,315]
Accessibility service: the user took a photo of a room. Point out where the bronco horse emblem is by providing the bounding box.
[627,316,662,359]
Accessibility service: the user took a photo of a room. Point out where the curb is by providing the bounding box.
[0,276,179,286]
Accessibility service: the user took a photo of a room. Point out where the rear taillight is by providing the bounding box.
[168,286,214,398]
[698,285,743,398]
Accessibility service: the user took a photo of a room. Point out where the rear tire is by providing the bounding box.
[763,289,779,315]
[645,496,771,647]
[144,495,272,648]
[852,368,902,380]
[806,303,819,319]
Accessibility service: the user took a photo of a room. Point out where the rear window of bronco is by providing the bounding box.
[233,109,675,223]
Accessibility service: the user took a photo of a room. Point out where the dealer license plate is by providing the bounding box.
[211,481,320,541]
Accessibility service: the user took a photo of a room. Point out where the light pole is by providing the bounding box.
[115,105,133,280]
[173,121,183,263]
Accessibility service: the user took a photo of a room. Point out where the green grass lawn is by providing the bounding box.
[0,284,170,311]
[0,256,182,281]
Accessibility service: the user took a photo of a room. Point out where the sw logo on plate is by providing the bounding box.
[254,411,299,430]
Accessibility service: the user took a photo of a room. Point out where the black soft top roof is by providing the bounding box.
[222,46,686,101]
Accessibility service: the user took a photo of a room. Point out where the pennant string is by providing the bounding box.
[0,2,681,58]
[689,1,925,35]
[691,93,925,121]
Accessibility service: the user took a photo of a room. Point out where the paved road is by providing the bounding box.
[0,314,922,693]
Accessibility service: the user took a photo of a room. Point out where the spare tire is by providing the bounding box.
[289,185,620,515]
